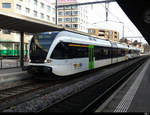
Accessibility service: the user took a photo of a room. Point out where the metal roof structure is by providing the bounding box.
[0,11,101,38]
[116,0,150,44]
[0,12,64,33]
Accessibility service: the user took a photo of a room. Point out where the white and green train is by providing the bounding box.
[27,30,140,76]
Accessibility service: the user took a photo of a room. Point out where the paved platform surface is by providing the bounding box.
[0,68,23,74]
[0,59,28,69]
[96,56,150,113]
[0,67,30,84]
[127,58,150,112]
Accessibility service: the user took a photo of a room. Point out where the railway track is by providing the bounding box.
[81,57,147,112]
[0,76,75,111]
[40,57,147,112]
[0,70,92,111]
[0,56,147,112]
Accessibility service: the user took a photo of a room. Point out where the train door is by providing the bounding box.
[88,45,94,69]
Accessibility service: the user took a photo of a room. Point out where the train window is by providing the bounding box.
[103,48,109,58]
[68,44,88,58]
[128,50,131,54]
[118,48,121,57]
[51,42,72,59]
[111,48,115,58]
[121,49,125,56]
[36,32,59,51]
[112,48,119,58]
[94,46,111,60]
[94,46,101,60]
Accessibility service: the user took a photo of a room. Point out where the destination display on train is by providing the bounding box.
[38,35,50,39]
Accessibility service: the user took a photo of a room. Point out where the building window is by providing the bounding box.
[73,24,78,29]
[52,8,56,14]
[47,5,51,11]
[58,18,62,22]
[72,11,78,15]
[46,15,50,21]
[16,4,21,10]
[58,11,63,16]
[25,8,30,13]
[58,24,63,27]
[72,5,78,9]
[65,5,71,9]
[2,3,11,8]
[65,24,72,28]
[40,13,44,19]
[40,2,44,9]
[58,6,64,10]
[34,0,37,6]
[52,17,55,23]
[72,17,78,22]
[33,10,37,17]
[65,18,71,22]
[65,11,71,16]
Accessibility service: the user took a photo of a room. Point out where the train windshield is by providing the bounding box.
[29,32,59,63]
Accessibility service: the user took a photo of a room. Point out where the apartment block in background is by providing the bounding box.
[57,0,88,33]
[0,0,56,56]
[88,28,120,42]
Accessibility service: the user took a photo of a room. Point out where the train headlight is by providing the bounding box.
[26,58,31,63]
[45,59,52,63]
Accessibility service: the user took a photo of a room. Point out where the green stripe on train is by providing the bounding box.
[88,45,94,69]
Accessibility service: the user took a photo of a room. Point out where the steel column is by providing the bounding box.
[20,32,24,70]
[56,0,58,25]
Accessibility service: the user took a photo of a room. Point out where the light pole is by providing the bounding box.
[118,21,124,39]
[55,0,58,25]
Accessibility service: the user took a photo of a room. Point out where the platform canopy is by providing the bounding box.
[116,0,150,44]
[0,12,64,33]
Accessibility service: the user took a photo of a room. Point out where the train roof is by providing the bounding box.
[117,43,128,49]
[128,45,140,50]
[56,31,112,47]
[38,30,131,49]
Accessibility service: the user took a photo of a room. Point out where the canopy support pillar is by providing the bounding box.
[20,32,24,70]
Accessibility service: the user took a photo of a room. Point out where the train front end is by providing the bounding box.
[27,32,58,75]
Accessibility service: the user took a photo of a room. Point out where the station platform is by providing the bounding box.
[0,68,23,74]
[0,67,31,84]
[96,56,150,112]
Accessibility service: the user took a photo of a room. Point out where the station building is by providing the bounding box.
[0,0,56,57]
[88,28,120,42]
[57,0,88,33]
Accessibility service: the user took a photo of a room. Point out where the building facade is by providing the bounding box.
[88,28,120,42]
[57,0,88,32]
[0,0,56,57]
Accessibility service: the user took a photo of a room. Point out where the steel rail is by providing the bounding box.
[80,58,147,112]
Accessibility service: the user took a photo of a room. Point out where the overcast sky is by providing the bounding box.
[52,0,148,44]
[83,0,147,44]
